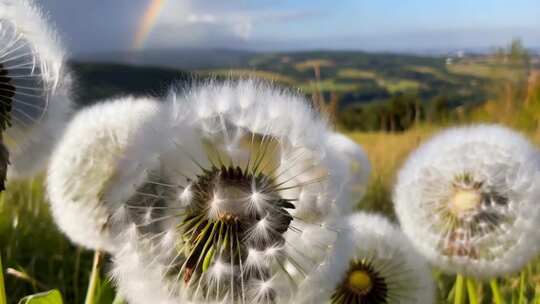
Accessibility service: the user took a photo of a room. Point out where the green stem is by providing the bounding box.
[466,278,479,304]
[84,251,102,304]
[0,255,6,304]
[454,274,465,304]
[490,279,505,304]
[519,270,526,304]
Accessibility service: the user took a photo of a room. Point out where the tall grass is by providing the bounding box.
[0,179,96,304]
[349,124,439,218]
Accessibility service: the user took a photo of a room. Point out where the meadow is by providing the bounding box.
[2,46,540,303]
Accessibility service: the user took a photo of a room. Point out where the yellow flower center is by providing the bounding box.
[348,270,373,295]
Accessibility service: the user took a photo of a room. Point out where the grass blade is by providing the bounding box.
[466,278,479,304]
[0,255,6,304]
[518,270,526,304]
[490,279,505,304]
[454,274,465,304]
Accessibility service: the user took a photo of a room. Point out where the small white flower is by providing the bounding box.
[296,212,435,304]
[0,0,72,179]
[394,124,540,278]
[47,97,167,252]
[111,80,342,303]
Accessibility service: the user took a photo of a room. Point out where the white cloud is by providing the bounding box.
[144,0,317,49]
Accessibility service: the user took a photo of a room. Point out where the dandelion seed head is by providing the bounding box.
[47,97,165,252]
[111,80,342,303]
[395,125,540,278]
[296,212,435,304]
[0,0,72,179]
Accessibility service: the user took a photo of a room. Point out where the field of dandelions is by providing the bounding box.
[3,1,540,304]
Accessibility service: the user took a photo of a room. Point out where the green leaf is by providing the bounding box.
[94,278,116,304]
[17,290,63,304]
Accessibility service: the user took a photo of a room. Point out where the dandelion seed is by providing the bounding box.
[112,80,343,304]
[296,213,435,304]
[394,125,540,278]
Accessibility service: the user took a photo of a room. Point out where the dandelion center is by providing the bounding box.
[178,164,295,299]
[439,173,513,260]
[449,188,482,217]
[348,270,373,295]
[331,260,388,304]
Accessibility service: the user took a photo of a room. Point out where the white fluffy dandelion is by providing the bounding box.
[296,212,435,304]
[47,97,167,252]
[326,132,371,212]
[111,80,344,304]
[0,0,71,179]
[394,124,540,278]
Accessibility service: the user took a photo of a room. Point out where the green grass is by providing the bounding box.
[375,78,422,93]
[298,79,361,93]
[0,179,97,304]
[336,68,377,80]
[294,59,335,72]
[446,62,525,80]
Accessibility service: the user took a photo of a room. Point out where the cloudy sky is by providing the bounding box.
[37,0,540,55]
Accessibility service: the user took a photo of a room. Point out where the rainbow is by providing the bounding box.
[132,0,167,50]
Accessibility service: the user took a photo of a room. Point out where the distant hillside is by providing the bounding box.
[68,62,192,106]
[74,48,445,72]
[70,49,530,129]
[79,48,488,108]
[75,49,256,70]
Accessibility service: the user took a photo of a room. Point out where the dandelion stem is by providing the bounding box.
[84,251,103,304]
[466,278,479,304]
[519,270,527,304]
[0,255,7,304]
[454,274,465,304]
[490,279,505,304]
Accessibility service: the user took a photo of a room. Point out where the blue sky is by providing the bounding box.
[37,0,540,54]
